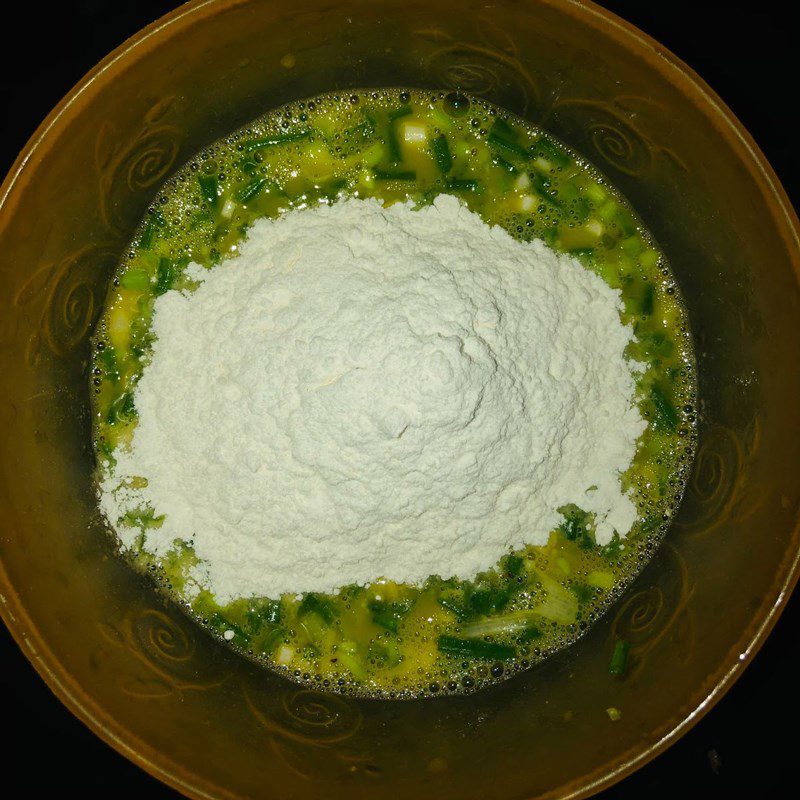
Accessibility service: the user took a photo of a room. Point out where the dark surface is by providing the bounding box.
[0,1,796,797]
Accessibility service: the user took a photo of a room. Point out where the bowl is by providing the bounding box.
[1,1,798,797]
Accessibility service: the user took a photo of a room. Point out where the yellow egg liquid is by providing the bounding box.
[92,89,696,698]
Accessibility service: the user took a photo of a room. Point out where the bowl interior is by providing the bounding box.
[1,1,799,798]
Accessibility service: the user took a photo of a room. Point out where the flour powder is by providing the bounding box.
[100,195,646,603]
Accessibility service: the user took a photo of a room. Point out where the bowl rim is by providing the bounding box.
[1,1,798,798]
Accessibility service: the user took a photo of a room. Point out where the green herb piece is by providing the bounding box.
[534,137,570,168]
[640,282,655,316]
[368,639,402,667]
[243,130,311,152]
[437,587,470,620]
[431,134,453,174]
[388,104,413,121]
[518,624,543,643]
[319,178,347,202]
[529,171,563,209]
[368,599,411,633]
[344,115,376,142]
[198,174,219,206]
[120,269,150,291]
[601,533,623,561]
[487,120,532,161]
[246,600,282,633]
[437,635,516,661]
[154,258,177,296]
[491,118,518,141]
[558,505,595,550]
[491,153,519,174]
[373,168,417,181]
[121,506,164,528]
[650,384,679,431]
[609,639,630,677]
[106,392,136,424]
[235,176,268,203]
[297,593,338,625]
[570,582,594,605]
[467,585,511,617]
[502,554,525,578]
[239,156,259,174]
[98,346,119,380]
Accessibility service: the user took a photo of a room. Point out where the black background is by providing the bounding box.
[1,1,797,797]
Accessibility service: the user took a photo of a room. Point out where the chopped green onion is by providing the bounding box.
[650,384,679,431]
[243,130,311,152]
[502,554,525,578]
[138,210,166,250]
[139,221,156,250]
[373,168,417,181]
[487,134,533,161]
[388,104,413,121]
[534,137,570,169]
[432,134,453,174]
[460,611,539,639]
[297,593,338,624]
[529,171,563,208]
[235,176,268,203]
[319,178,347,202]
[337,641,368,681]
[120,269,150,291]
[239,156,259,174]
[610,639,630,677]
[368,599,410,633]
[491,153,519,174]
[467,585,511,616]
[106,392,136,424]
[487,120,532,161]
[121,505,164,528]
[154,258,176,296]
[491,118,518,141]
[639,332,674,359]
[601,533,623,561]
[558,505,595,550]
[438,635,516,661]
[344,116,376,141]
[640,282,655,316]
[198,174,219,206]
[438,594,468,620]
[98,346,119,381]
[518,624,543,643]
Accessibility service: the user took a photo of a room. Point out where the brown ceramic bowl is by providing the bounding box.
[1,1,798,797]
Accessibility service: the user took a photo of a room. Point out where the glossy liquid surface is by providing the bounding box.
[92,89,696,697]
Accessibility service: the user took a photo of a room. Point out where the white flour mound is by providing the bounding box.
[100,195,646,603]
